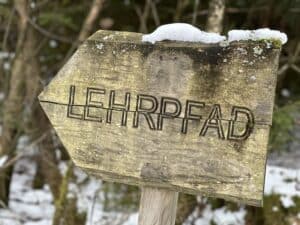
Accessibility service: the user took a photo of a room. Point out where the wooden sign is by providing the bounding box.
[39,30,281,206]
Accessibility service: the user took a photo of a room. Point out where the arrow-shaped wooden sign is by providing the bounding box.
[39,30,281,207]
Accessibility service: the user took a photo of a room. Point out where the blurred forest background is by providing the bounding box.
[0,0,300,225]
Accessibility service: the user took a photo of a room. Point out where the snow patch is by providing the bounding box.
[49,40,58,48]
[264,165,300,208]
[213,206,246,225]
[228,28,287,44]
[24,220,51,225]
[123,213,138,225]
[0,155,8,167]
[189,205,246,225]
[142,23,287,45]
[281,88,291,98]
[0,51,9,59]
[142,23,226,44]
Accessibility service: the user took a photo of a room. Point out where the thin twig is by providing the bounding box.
[185,7,269,19]
[0,131,50,170]
[292,42,300,62]
[61,0,105,67]
[174,0,190,21]
[89,188,100,225]
[28,18,74,43]
[278,64,289,75]
[78,0,105,42]
[134,5,144,29]
[149,0,160,26]
[2,7,15,51]
[0,154,24,171]
[192,0,200,25]
[134,0,151,33]
[34,0,50,11]
[291,64,300,73]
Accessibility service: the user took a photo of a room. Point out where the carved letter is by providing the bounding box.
[181,100,205,134]
[106,90,130,126]
[227,106,255,141]
[67,85,84,120]
[200,104,225,139]
[133,94,158,130]
[157,97,182,130]
[84,87,106,122]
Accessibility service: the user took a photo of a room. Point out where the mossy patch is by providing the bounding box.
[258,39,283,49]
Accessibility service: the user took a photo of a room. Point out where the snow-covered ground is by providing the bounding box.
[0,155,138,225]
[0,153,299,225]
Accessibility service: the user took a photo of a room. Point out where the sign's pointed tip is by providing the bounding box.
[38,83,52,102]
[38,89,46,102]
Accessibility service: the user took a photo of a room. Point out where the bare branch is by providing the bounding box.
[61,0,105,67]
[78,0,105,42]
[34,0,50,11]
[149,0,160,27]
[174,0,189,22]
[28,18,74,43]
[134,0,151,33]
[185,7,268,19]
[292,42,300,62]
[278,64,289,76]
[0,130,50,171]
[2,7,15,51]
[291,64,300,74]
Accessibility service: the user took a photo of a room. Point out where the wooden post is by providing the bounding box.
[138,187,178,225]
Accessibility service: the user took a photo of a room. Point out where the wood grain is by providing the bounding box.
[138,187,178,225]
[39,30,281,206]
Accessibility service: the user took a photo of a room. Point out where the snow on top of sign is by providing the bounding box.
[142,23,287,45]
[142,23,226,44]
[228,28,287,44]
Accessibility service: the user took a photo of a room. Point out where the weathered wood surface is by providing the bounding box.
[39,30,281,206]
[138,187,178,225]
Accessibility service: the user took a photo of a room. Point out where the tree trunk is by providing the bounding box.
[22,32,63,197]
[0,0,29,206]
[206,0,225,33]
[24,19,86,225]
[52,163,86,225]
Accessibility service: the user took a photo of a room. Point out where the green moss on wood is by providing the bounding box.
[259,39,283,49]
